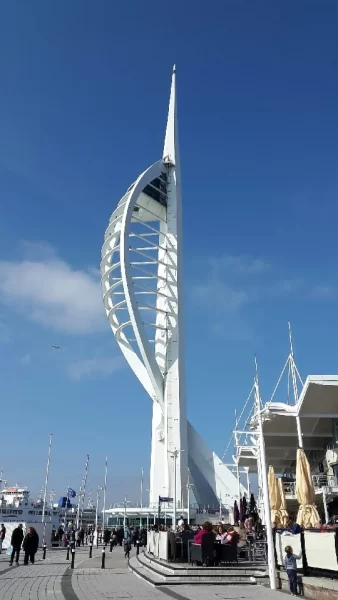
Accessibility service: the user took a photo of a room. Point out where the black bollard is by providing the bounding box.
[71,548,75,569]
[109,540,113,553]
[43,544,47,560]
[89,543,93,558]
[136,540,140,556]
[66,545,70,560]
[101,547,105,569]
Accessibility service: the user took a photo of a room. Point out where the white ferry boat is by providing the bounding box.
[0,485,60,529]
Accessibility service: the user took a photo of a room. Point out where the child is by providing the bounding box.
[284,545,302,596]
[124,539,131,559]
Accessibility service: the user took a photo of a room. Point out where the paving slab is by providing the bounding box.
[0,546,285,600]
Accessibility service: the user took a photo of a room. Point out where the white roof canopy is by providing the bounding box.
[235,376,338,473]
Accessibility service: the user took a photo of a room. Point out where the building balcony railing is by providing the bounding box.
[283,474,338,496]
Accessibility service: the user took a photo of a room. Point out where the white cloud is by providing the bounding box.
[67,355,125,381]
[312,284,335,299]
[21,353,31,366]
[0,244,105,334]
[193,280,250,312]
[209,254,270,276]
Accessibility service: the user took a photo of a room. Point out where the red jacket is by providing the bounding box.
[194,529,208,544]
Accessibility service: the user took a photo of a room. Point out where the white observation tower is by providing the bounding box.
[101,67,244,515]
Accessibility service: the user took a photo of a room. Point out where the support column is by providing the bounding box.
[296,416,303,449]
[236,463,241,500]
[322,488,329,524]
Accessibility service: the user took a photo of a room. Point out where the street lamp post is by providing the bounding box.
[245,467,251,496]
[140,468,144,528]
[186,471,194,525]
[96,486,103,531]
[168,448,184,529]
[123,495,127,530]
[102,457,108,531]
[41,433,53,545]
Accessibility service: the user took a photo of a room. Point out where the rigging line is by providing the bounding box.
[268,356,290,405]
[221,384,255,460]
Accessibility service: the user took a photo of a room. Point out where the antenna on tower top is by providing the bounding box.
[163,65,179,166]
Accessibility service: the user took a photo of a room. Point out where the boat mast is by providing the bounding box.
[42,433,53,545]
[76,454,89,529]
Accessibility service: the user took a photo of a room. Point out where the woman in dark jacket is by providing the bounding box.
[23,527,39,565]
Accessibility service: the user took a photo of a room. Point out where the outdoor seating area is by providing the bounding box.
[147,527,266,567]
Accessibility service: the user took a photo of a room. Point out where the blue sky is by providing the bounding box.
[0,1,338,504]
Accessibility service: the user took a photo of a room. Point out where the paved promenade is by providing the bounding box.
[0,546,285,600]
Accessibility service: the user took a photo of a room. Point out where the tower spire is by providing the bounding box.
[163,65,179,165]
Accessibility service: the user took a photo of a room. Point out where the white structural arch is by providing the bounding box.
[101,67,244,511]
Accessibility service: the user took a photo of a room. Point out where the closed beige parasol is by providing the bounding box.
[277,477,289,527]
[268,465,281,524]
[296,448,320,528]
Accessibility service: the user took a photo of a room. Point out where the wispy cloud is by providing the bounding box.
[21,353,31,366]
[209,254,270,276]
[312,284,336,299]
[67,355,125,381]
[190,253,332,340]
[193,280,250,312]
[0,242,105,335]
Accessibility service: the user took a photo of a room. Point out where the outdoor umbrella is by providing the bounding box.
[233,500,239,524]
[277,478,289,527]
[242,495,248,517]
[268,465,281,524]
[239,498,245,523]
[249,492,258,523]
[296,448,320,528]
[249,492,257,514]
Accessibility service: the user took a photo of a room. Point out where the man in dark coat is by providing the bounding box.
[0,524,6,554]
[10,524,24,565]
[23,527,39,565]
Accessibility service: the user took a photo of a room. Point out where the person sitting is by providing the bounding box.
[194,521,214,544]
[236,523,247,548]
[224,526,238,544]
[244,515,254,533]
[215,525,227,543]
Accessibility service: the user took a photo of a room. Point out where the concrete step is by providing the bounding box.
[140,552,268,577]
[141,551,268,577]
[129,555,267,587]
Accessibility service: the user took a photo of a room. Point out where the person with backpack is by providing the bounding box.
[23,527,39,565]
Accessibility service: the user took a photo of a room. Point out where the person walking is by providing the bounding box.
[10,524,24,565]
[0,524,6,554]
[23,527,39,565]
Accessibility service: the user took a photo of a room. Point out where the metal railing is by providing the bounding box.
[282,474,338,496]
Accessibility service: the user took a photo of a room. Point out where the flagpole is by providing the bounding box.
[42,433,53,545]
[102,456,108,531]
[140,467,144,527]
[64,488,69,530]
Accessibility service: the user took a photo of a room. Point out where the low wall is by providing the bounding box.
[277,571,338,600]
[275,531,338,573]
[147,531,168,561]
[2,522,54,549]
